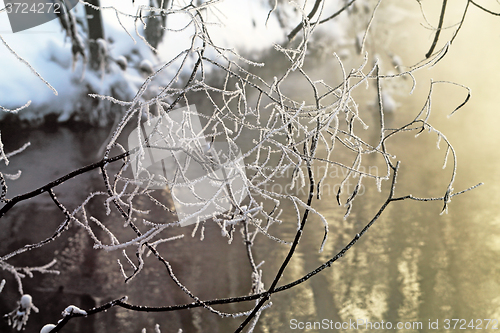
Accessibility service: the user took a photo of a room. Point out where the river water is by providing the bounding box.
[1,2,500,332]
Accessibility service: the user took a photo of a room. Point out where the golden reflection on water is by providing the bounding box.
[255,1,500,332]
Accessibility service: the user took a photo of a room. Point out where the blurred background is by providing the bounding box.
[1,0,500,332]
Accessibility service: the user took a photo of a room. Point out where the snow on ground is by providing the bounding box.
[0,0,347,125]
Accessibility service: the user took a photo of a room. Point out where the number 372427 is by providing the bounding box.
[5,2,62,14]
[443,319,498,330]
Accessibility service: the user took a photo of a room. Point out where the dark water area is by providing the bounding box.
[2,2,500,333]
[0,123,257,332]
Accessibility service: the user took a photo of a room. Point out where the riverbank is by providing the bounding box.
[0,0,349,128]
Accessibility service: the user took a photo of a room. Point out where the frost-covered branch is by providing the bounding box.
[0,0,492,332]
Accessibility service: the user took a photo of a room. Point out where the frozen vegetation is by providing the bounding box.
[1,0,495,332]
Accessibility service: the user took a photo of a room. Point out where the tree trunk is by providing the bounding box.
[85,0,105,70]
[144,0,170,51]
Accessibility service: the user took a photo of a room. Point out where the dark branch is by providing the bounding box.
[287,0,324,41]
[469,0,500,15]
[0,151,130,219]
[426,0,448,58]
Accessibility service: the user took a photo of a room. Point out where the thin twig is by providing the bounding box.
[426,0,448,58]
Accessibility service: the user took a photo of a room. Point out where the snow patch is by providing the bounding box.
[0,0,347,125]
[62,305,87,316]
[40,324,57,333]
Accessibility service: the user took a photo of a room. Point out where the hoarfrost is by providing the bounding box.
[4,294,39,331]
[62,305,88,316]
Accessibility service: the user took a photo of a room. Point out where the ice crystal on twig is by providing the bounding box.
[4,294,39,331]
